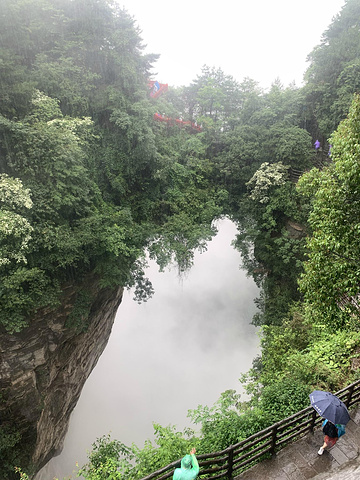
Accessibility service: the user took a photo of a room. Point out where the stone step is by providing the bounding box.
[312,460,360,480]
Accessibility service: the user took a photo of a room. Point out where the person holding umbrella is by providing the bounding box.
[309,390,350,455]
[318,419,346,455]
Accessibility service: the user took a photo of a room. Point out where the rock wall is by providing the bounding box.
[0,279,123,477]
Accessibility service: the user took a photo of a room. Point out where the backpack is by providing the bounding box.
[322,420,338,438]
[336,424,346,438]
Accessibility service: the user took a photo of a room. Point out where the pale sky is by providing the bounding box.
[118,0,346,90]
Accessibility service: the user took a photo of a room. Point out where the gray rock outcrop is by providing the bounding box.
[0,279,123,477]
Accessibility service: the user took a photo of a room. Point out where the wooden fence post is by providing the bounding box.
[346,384,355,408]
[270,423,279,456]
[310,410,317,433]
[227,446,234,480]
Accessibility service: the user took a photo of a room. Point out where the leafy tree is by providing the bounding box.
[304,0,360,138]
[259,378,310,422]
[3,90,96,222]
[77,435,134,480]
[0,91,102,331]
[246,161,290,204]
[77,426,198,480]
[233,162,307,325]
[185,66,243,129]
[187,390,266,452]
[130,424,198,480]
[252,80,304,127]
[236,77,264,125]
[213,81,313,204]
[298,94,360,327]
[0,174,33,266]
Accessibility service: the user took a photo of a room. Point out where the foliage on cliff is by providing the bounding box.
[0,0,221,334]
[304,0,360,138]
[3,0,360,478]
[298,94,360,327]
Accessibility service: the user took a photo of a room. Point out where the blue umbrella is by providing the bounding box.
[309,390,350,425]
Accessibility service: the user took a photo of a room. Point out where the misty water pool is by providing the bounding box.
[36,217,260,479]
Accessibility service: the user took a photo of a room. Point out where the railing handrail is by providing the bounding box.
[139,379,360,480]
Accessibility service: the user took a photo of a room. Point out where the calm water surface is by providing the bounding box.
[37,218,260,479]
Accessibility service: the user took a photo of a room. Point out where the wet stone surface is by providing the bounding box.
[235,407,360,480]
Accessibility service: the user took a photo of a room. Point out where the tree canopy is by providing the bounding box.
[0,0,223,335]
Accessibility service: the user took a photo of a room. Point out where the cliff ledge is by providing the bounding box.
[0,278,123,477]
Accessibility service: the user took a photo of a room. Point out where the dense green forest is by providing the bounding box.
[2,0,360,478]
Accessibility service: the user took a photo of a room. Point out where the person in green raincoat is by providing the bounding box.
[173,448,199,480]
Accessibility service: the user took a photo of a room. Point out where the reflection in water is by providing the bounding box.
[37,218,260,479]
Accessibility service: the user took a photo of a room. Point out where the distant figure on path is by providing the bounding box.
[173,448,200,480]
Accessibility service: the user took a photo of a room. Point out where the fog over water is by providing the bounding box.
[38,218,260,479]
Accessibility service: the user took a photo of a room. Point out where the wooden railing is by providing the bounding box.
[139,379,360,480]
[288,155,332,182]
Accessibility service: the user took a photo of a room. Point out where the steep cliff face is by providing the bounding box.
[0,279,123,477]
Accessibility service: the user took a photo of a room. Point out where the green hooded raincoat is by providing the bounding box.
[172,453,199,480]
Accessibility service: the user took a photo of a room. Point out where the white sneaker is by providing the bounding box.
[318,447,324,455]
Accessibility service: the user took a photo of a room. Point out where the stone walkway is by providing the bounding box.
[235,407,360,480]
